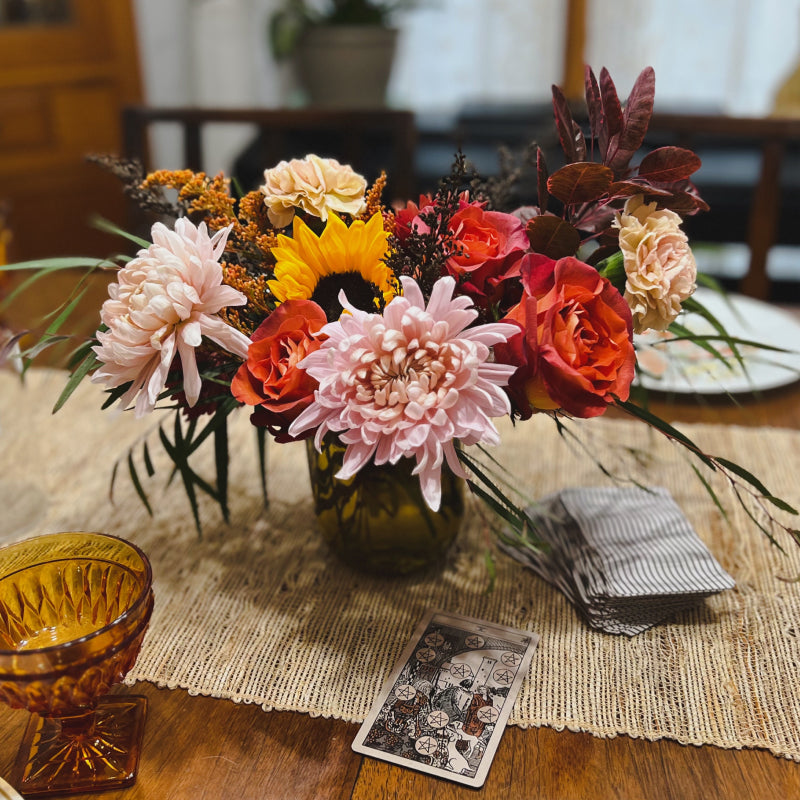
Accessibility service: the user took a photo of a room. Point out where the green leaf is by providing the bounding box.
[128,452,153,517]
[159,418,203,535]
[109,460,119,502]
[0,256,112,272]
[90,215,151,249]
[178,464,203,535]
[21,334,70,360]
[681,295,747,371]
[65,336,98,370]
[256,426,270,507]
[186,398,238,455]
[667,321,737,371]
[143,441,155,478]
[101,382,133,410]
[614,399,717,471]
[459,450,544,546]
[690,463,728,522]
[44,289,87,335]
[214,416,230,523]
[732,484,784,552]
[715,457,798,515]
[17,289,88,374]
[596,250,625,292]
[52,351,98,412]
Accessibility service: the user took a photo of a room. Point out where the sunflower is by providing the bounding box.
[268,212,398,320]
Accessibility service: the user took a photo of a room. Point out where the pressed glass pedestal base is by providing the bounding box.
[11,696,148,797]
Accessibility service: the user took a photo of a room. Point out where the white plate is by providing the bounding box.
[635,288,800,394]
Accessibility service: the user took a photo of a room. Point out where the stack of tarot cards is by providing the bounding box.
[498,486,735,636]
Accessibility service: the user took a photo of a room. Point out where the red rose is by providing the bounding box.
[495,254,635,419]
[231,299,327,441]
[393,194,434,242]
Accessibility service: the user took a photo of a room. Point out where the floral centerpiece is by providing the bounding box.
[2,66,797,568]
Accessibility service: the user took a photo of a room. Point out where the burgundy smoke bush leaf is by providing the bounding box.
[653,188,710,215]
[599,68,623,136]
[607,180,674,199]
[637,146,702,182]
[584,66,603,146]
[547,162,614,205]
[572,119,587,162]
[526,215,581,259]
[552,84,581,163]
[572,203,617,234]
[536,146,549,213]
[609,67,656,173]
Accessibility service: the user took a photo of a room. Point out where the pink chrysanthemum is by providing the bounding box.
[288,275,518,509]
[92,218,251,417]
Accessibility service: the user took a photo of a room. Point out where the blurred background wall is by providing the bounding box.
[131,0,800,172]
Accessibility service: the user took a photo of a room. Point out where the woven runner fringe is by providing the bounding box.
[2,370,800,759]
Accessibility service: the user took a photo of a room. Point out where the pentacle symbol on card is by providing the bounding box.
[424,631,445,648]
[416,646,437,664]
[394,684,417,702]
[500,651,522,667]
[415,735,440,756]
[476,705,501,725]
[426,709,450,729]
[450,662,473,681]
[492,667,515,686]
[464,634,485,649]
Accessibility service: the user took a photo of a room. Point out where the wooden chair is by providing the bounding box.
[121,106,417,204]
[645,113,800,300]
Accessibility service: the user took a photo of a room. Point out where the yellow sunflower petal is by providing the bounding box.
[269,212,397,310]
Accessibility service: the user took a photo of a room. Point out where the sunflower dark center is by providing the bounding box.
[311,271,383,320]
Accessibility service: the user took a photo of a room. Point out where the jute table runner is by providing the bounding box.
[2,369,800,759]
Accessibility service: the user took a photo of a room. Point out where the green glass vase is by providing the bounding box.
[305,436,465,575]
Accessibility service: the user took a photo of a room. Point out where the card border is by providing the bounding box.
[351,608,539,788]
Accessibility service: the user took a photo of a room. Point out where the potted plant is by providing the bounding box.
[270,0,410,108]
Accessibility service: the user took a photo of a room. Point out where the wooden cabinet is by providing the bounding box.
[0,0,142,262]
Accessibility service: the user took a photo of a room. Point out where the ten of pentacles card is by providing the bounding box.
[352,609,539,788]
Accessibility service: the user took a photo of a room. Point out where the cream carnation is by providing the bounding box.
[615,194,697,333]
[260,154,367,228]
[92,218,251,417]
[288,276,518,510]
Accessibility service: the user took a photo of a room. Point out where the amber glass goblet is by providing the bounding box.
[0,532,154,797]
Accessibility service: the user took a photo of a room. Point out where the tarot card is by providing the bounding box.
[352,609,539,788]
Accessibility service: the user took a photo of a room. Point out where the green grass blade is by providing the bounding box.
[214,416,230,523]
[143,441,155,477]
[101,382,133,410]
[52,351,98,412]
[0,256,112,271]
[256,426,269,507]
[614,399,717,471]
[690,463,728,522]
[90,215,151,249]
[128,451,153,516]
[715,456,799,515]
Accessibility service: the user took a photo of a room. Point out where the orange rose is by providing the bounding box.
[445,202,528,309]
[496,255,635,418]
[407,196,528,310]
[231,299,327,441]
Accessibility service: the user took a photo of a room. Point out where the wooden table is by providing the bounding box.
[3,339,800,799]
